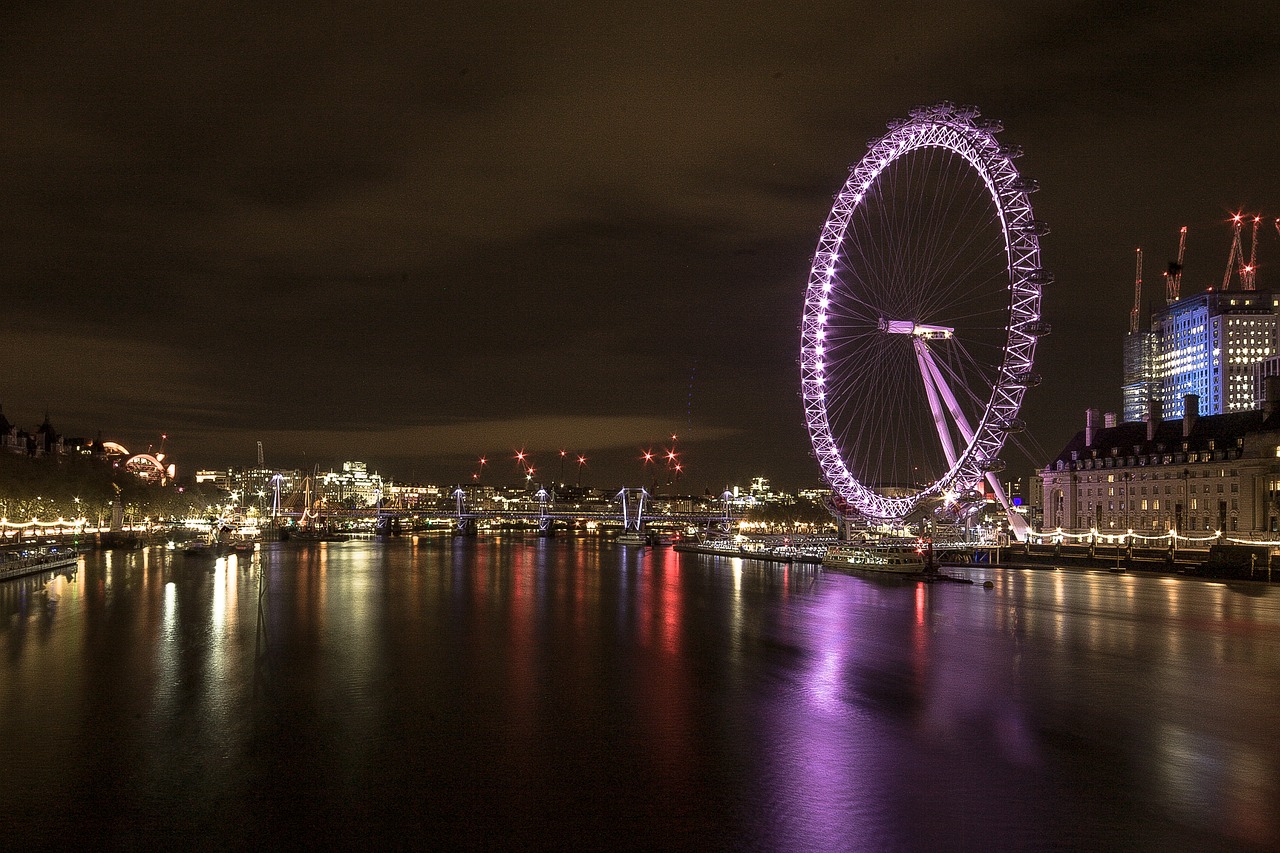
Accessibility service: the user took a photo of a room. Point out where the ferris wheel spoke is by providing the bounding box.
[916,339,959,467]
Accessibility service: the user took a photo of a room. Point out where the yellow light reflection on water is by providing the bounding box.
[213,559,226,634]
[163,580,176,636]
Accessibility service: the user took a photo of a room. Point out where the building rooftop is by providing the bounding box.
[1048,406,1280,470]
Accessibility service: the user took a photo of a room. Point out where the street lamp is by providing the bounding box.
[1122,471,1132,533]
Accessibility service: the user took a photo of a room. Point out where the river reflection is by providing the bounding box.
[2,540,1278,850]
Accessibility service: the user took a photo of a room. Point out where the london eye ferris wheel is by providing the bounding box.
[800,102,1050,534]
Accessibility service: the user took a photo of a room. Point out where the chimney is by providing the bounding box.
[1145,398,1162,442]
[1182,394,1199,438]
[1266,376,1280,420]
[1103,412,1117,428]
[1085,408,1101,446]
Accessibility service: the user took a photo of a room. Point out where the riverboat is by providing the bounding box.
[823,543,926,574]
[0,548,80,582]
[616,531,646,546]
[283,527,350,543]
[183,540,215,556]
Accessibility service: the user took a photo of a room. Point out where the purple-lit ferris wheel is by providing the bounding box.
[800,102,1049,531]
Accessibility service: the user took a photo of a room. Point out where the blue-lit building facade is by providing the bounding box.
[1123,290,1279,422]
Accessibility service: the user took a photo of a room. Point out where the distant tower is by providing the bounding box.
[257,440,265,468]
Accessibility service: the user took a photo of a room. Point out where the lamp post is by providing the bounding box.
[1122,471,1132,535]
[1174,468,1190,559]
[1122,471,1133,563]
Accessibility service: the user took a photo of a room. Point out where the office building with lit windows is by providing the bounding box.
[1125,290,1279,422]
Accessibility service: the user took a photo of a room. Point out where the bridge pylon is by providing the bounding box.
[452,487,478,537]
[535,487,555,537]
[616,487,649,533]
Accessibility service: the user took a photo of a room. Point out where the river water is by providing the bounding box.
[2,536,1278,851]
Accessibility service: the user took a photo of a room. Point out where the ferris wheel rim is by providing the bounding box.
[800,103,1045,521]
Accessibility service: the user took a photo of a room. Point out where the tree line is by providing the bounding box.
[0,453,227,523]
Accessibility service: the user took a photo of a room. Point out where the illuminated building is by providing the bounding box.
[1129,290,1279,421]
[319,461,386,506]
[196,470,230,489]
[387,483,441,509]
[1042,387,1280,533]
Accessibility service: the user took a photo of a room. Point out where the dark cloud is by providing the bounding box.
[2,2,1278,486]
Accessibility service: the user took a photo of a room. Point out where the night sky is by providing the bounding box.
[2,2,1278,490]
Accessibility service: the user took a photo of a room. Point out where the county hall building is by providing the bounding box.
[1041,391,1280,535]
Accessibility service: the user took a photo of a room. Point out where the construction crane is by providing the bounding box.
[257,440,265,468]
[1130,247,1144,334]
[1164,226,1186,303]
[1242,215,1261,291]
[1223,213,1245,291]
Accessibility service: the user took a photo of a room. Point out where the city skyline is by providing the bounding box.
[3,3,1279,488]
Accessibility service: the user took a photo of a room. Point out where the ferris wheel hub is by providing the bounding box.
[878,319,954,339]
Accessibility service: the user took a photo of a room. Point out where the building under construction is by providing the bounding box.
[1122,215,1280,423]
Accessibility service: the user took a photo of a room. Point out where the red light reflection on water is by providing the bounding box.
[627,545,694,795]
[659,548,681,657]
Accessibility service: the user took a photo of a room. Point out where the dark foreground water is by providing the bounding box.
[3,537,1279,851]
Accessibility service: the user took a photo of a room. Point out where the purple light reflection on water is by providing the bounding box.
[2,543,1278,850]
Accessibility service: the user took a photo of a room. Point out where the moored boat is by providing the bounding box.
[823,542,926,574]
[616,531,646,546]
[0,548,80,582]
[182,539,215,556]
[282,526,349,543]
